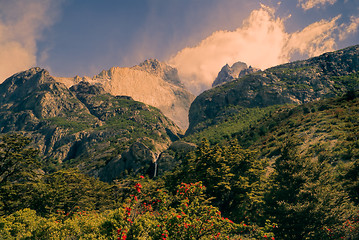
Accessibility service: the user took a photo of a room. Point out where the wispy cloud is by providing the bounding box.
[0,0,61,82]
[169,4,358,95]
[339,16,359,40]
[283,15,340,58]
[298,0,337,10]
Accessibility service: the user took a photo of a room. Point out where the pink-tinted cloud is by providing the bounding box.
[169,4,358,95]
[339,16,359,40]
[0,0,61,82]
[283,15,340,58]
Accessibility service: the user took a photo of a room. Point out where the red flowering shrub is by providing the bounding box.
[101,177,275,239]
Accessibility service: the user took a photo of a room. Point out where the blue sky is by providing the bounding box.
[0,0,358,93]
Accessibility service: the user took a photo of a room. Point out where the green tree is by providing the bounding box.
[343,159,359,205]
[265,140,357,239]
[0,134,40,184]
[0,134,41,215]
[37,169,119,216]
[166,139,267,222]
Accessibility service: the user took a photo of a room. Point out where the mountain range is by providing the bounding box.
[0,44,359,239]
[0,68,182,181]
[0,44,358,182]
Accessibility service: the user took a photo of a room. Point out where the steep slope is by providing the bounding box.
[212,61,260,87]
[236,91,359,163]
[187,45,359,134]
[0,68,182,181]
[55,59,195,129]
[185,88,358,168]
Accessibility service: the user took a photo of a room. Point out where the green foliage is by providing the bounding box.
[0,177,275,239]
[0,134,40,184]
[38,169,119,215]
[233,92,359,164]
[0,134,42,215]
[166,140,267,223]
[342,159,359,205]
[0,208,108,239]
[48,116,93,133]
[331,71,359,90]
[265,140,358,239]
[185,105,281,145]
[0,168,120,217]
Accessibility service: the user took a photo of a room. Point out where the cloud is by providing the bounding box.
[298,0,337,10]
[169,5,288,94]
[339,16,359,40]
[283,15,340,58]
[0,0,61,82]
[169,4,357,95]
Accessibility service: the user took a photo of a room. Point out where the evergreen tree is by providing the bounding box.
[0,134,41,215]
[0,134,40,184]
[266,140,357,239]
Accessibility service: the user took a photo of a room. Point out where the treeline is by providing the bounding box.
[0,133,358,239]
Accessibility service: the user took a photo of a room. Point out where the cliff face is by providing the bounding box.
[0,68,182,181]
[187,45,359,134]
[55,59,195,130]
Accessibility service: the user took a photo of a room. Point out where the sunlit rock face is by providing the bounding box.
[212,61,260,87]
[55,59,195,130]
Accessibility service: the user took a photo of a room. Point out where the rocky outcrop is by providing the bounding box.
[132,59,183,87]
[187,45,359,134]
[98,141,156,182]
[155,141,197,177]
[212,61,260,87]
[0,68,183,181]
[238,66,261,78]
[55,59,195,129]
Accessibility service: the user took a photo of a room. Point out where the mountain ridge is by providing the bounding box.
[54,59,194,129]
[186,44,359,135]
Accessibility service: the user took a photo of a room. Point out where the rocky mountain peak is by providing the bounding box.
[0,67,56,104]
[97,67,121,79]
[212,61,251,87]
[132,59,183,87]
[138,58,162,70]
[54,59,195,130]
[4,67,53,86]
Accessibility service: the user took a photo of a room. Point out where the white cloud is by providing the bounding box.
[169,5,289,94]
[339,16,359,40]
[298,0,337,10]
[283,15,340,58]
[0,0,60,82]
[169,5,357,95]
